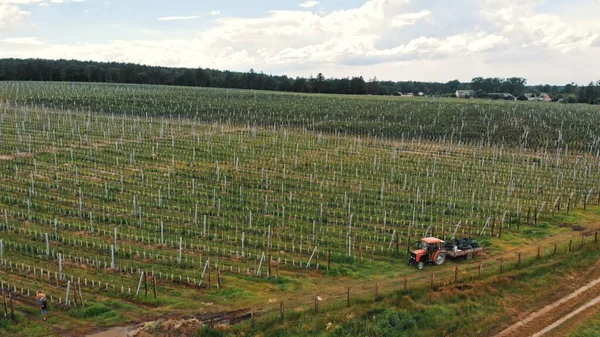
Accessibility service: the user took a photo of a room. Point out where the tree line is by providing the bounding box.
[0,58,598,104]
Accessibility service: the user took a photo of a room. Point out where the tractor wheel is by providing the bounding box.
[434,252,446,265]
[466,253,473,260]
[417,261,424,270]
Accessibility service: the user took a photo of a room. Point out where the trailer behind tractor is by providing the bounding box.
[408,237,483,269]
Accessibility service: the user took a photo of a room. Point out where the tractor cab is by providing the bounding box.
[408,237,446,269]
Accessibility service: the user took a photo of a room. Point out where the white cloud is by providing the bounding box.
[158,15,200,21]
[1,36,45,45]
[0,0,44,3]
[0,4,29,31]
[50,0,85,3]
[299,1,318,8]
[390,10,431,28]
[38,2,48,6]
[209,10,220,16]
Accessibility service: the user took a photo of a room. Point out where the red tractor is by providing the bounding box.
[408,237,482,269]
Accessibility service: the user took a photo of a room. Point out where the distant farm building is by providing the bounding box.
[455,90,475,98]
[525,92,551,102]
[538,93,552,102]
[490,93,517,101]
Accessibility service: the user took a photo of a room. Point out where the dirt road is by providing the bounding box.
[495,268,600,337]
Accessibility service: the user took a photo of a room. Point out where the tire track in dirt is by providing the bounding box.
[495,273,600,337]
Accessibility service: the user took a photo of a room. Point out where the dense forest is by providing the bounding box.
[0,58,598,104]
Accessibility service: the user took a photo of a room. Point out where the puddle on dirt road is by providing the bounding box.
[85,325,136,337]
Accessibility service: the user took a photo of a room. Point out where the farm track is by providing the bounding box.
[494,260,600,337]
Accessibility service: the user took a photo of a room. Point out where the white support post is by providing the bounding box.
[256,252,266,277]
[135,272,144,296]
[241,232,245,257]
[306,246,318,268]
[178,237,182,264]
[58,253,63,280]
[45,233,50,256]
[160,221,164,244]
[66,281,71,306]
[199,259,209,287]
[110,245,115,269]
[387,230,396,250]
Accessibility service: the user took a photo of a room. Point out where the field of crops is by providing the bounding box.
[0,82,599,334]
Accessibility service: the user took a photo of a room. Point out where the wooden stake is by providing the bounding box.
[403,277,408,292]
[9,293,14,320]
[518,252,522,266]
[144,272,148,297]
[375,282,379,301]
[478,262,482,278]
[454,266,458,283]
[208,267,211,289]
[347,288,350,307]
[537,247,541,259]
[217,269,222,289]
[152,275,157,299]
[2,292,7,317]
[430,273,435,289]
[78,283,84,307]
[268,254,272,278]
[327,249,331,271]
[280,302,284,322]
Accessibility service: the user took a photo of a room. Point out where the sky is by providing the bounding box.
[0,0,599,85]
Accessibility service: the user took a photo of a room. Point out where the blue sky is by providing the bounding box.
[1,0,599,84]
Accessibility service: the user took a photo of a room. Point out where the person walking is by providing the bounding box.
[37,290,48,321]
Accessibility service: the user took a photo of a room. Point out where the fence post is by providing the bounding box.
[403,277,408,292]
[152,275,157,299]
[268,254,272,278]
[537,247,540,260]
[568,240,572,253]
[581,235,585,248]
[280,302,284,322]
[478,261,482,278]
[454,266,458,283]
[9,293,14,320]
[518,252,522,267]
[3,292,7,317]
[375,282,379,301]
[144,272,148,297]
[430,273,435,289]
[251,308,255,328]
[554,243,557,255]
[327,249,331,271]
[500,257,504,273]
[347,288,350,307]
[314,294,319,313]
[595,231,598,243]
